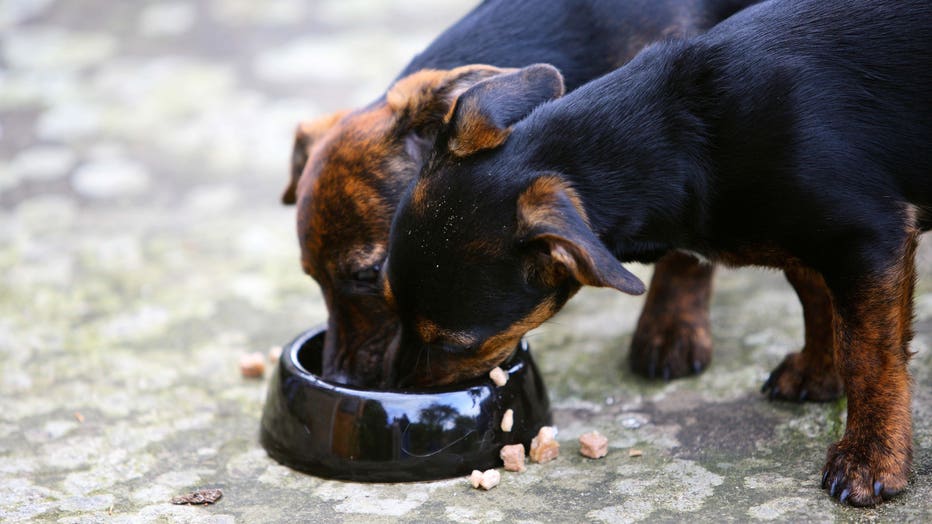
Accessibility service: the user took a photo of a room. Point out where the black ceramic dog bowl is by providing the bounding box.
[260,325,551,482]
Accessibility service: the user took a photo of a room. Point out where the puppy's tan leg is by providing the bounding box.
[629,251,714,380]
[762,266,843,401]
[821,233,916,506]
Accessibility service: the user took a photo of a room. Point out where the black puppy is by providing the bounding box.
[387,0,931,506]
[285,0,761,386]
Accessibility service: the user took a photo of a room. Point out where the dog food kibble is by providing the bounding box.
[479,469,501,490]
[500,443,526,472]
[578,431,609,459]
[529,425,560,463]
[489,366,508,386]
[268,345,283,363]
[629,448,643,457]
[500,409,514,432]
[239,352,266,378]
[469,469,484,488]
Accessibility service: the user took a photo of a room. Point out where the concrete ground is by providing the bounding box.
[1,0,930,522]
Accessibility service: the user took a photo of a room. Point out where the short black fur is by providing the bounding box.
[388,0,932,506]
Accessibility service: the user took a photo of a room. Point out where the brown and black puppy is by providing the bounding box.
[283,0,762,386]
[386,0,931,506]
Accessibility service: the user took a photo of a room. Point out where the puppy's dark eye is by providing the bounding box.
[352,263,381,284]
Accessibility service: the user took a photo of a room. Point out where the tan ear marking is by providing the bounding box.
[447,102,512,157]
[517,176,588,224]
[517,176,645,295]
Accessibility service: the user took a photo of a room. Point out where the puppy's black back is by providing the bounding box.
[398,0,762,92]
[612,0,932,256]
[704,0,932,203]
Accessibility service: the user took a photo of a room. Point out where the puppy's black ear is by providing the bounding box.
[446,64,565,157]
[282,111,347,205]
[517,176,646,295]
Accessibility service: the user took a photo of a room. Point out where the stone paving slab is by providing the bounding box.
[1,0,931,522]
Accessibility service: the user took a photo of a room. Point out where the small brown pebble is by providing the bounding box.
[628,448,643,457]
[479,469,501,490]
[500,409,514,432]
[579,431,609,459]
[73,412,84,424]
[489,366,508,387]
[500,443,526,472]
[529,426,560,463]
[469,470,483,488]
[171,488,223,505]
[239,352,265,378]
[267,345,283,363]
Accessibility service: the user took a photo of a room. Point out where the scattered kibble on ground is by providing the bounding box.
[629,448,643,458]
[478,469,501,490]
[500,443,526,472]
[530,426,560,463]
[579,431,609,459]
[469,469,501,490]
[239,352,265,378]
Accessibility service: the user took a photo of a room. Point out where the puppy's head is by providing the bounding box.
[282,65,514,386]
[386,64,645,387]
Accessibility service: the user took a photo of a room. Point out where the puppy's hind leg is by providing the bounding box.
[762,266,843,402]
[629,251,714,380]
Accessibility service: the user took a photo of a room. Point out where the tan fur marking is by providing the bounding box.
[283,111,348,204]
[448,102,511,157]
[822,229,917,505]
[382,266,396,310]
[516,176,604,288]
[387,65,512,118]
[415,317,477,346]
[517,175,589,227]
[386,69,449,113]
[407,297,561,387]
[410,179,430,210]
[456,297,559,382]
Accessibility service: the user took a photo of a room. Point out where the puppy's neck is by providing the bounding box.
[516,40,717,263]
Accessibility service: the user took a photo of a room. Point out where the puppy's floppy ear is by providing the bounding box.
[386,64,514,133]
[517,176,645,295]
[282,111,347,205]
[447,64,565,157]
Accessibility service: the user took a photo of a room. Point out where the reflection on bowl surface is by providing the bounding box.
[260,325,551,482]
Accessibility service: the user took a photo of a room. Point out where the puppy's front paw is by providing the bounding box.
[821,438,910,506]
[629,315,712,380]
[761,350,842,402]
